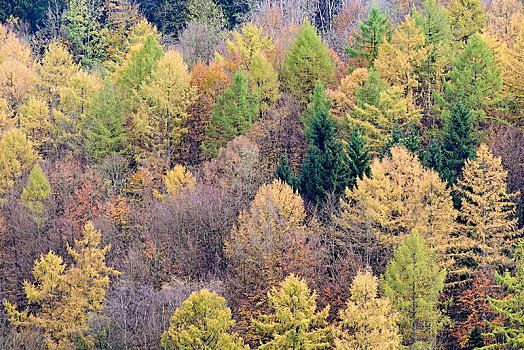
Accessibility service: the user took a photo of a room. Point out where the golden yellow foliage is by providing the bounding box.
[328,68,368,121]
[4,222,119,350]
[375,16,429,108]
[336,270,401,350]
[163,164,196,199]
[339,146,456,252]
[455,144,521,272]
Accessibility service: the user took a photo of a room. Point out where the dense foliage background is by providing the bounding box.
[0,0,523,349]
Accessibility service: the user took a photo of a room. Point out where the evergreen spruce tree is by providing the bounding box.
[202,71,259,157]
[441,101,476,187]
[346,127,370,189]
[346,5,393,67]
[484,241,524,348]
[422,138,445,175]
[282,19,334,105]
[384,122,420,157]
[467,326,484,350]
[300,104,350,206]
[381,230,447,348]
[253,274,332,349]
[384,123,403,156]
[275,155,298,190]
[302,81,331,126]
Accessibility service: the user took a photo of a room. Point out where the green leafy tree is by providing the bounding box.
[441,101,476,187]
[300,102,350,206]
[62,0,109,66]
[247,51,279,115]
[253,274,333,350]
[202,71,258,157]
[346,5,392,67]
[382,230,447,348]
[82,83,129,161]
[114,31,163,97]
[413,0,454,114]
[282,19,334,105]
[484,241,524,348]
[161,289,248,350]
[438,34,502,122]
[336,269,401,350]
[21,164,50,226]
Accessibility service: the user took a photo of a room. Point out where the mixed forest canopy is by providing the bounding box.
[0,0,524,349]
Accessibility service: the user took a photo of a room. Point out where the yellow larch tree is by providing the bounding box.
[487,0,523,43]
[454,144,521,276]
[226,179,309,290]
[19,95,49,150]
[225,179,313,343]
[139,49,195,163]
[0,24,36,122]
[447,0,487,43]
[163,164,196,199]
[348,86,422,153]
[327,68,368,122]
[500,23,524,126]
[0,128,38,201]
[374,15,429,109]
[338,146,456,256]
[3,222,119,350]
[226,23,274,68]
[336,269,401,350]
[38,42,79,109]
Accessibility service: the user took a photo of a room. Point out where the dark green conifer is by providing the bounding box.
[346,127,370,189]
[300,106,349,206]
[441,101,476,186]
[467,326,484,350]
[422,138,445,175]
[275,155,298,190]
[346,5,392,67]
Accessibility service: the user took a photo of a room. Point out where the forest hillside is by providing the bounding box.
[0,0,523,349]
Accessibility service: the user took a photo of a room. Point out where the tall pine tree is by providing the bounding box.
[441,101,476,187]
[346,5,393,67]
[300,102,350,206]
